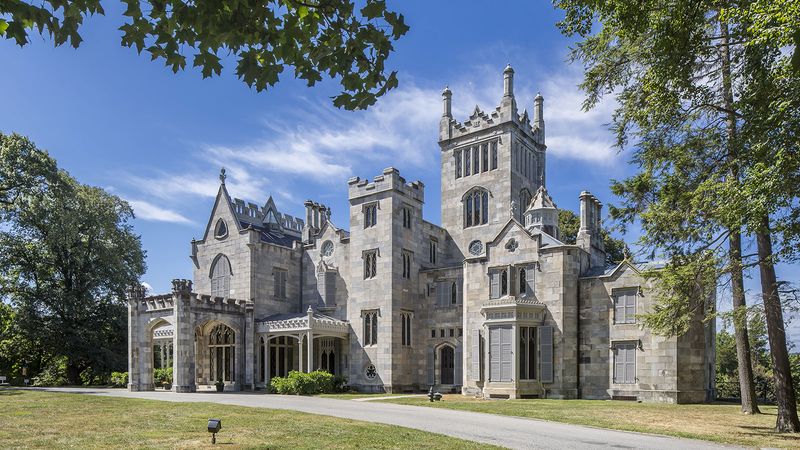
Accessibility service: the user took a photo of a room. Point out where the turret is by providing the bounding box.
[524,185,559,240]
[576,191,606,268]
[533,92,545,145]
[500,64,517,118]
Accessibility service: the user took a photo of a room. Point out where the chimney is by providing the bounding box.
[442,86,452,117]
[533,92,545,145]
[319,205,328,227]
[503,64,514,98]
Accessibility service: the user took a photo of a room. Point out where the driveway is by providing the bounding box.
[35,388,735,449]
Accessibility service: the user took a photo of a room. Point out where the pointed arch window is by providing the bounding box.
[214,219,228,239]
[210,255,231,298]
[463,187,489,228]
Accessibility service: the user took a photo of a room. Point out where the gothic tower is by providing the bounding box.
[438,66,547,256]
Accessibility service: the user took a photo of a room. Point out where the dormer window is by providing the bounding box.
[214,219,228,239]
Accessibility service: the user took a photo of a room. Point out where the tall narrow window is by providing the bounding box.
[455,149,462,179]
[519,268,527,295]
[481,190,489,224]
[364,251,377,279]
[519,326,537,379]
[473,191,481,225]
[465,197,473,227]
[363,311,379,346]
[402,251,412,279]
[472,146,480,174]
[364,204,377,228]
[481,144,488,172]
[451,281,458,305]
[273,268,287,299]
[429,239,437,264]
[401,312,412,346]
[500,269,508,296]
[210,254,231,298]
[465,149,471,176]
[520,189,532,215]
[402,206,412,229]
[491,141,498,169]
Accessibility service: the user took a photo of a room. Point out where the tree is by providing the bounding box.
[553,0,795,420]
[0,133,146,384]
[558,209,629,265]
[0,0,409,110]
[0,133,57,208]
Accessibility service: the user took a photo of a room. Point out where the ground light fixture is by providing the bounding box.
[207,418,222,444]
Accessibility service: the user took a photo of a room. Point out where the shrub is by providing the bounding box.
[270,370,342,395]
[32,358,68,387]
[110,371,128,388]
[153,367,173,388]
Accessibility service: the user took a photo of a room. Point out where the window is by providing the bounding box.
[437,279,461,307]
[491,141,498,169]
[519,326,537,379]
[440,329,445,338]
[458,328,463,337]
[614,289,637,324]
[520,189,532,215]
[402,206,412,229]
[472,146,480,174]
[210,254,231,298]
[273,268,287,299]
[613,342,637,384]
[364,251,377,279]
[519,268,527,295]
[402,251,412,279]
[321,240,334,257]
[209,323,235,382]
[363,311,378,346]
[455,149,462,178]
[429,239,437,264]
[214,219,228,239]
[401,312,412,346]
[451,281,458,304]
[449,328,455,337]
[481,144,488,172]
[364,203,377,228]
[465,148,471,176]
[464,188,489,228]
[519,265,535,297]
[431,329,436,338]
[489,268,508,299]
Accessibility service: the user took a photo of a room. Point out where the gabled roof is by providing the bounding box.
[582,259,667,279]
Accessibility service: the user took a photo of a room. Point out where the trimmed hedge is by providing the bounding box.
[110,372,128,388]
[153,367,173,388]
[270,370,347,395]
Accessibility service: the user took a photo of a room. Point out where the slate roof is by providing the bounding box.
[239,221,301,249]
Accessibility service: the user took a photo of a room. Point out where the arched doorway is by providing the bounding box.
[440,345,455,385]
[209,323,235,383]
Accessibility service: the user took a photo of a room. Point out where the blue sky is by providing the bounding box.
[2,1,797,341]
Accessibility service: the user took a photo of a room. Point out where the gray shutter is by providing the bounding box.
[427,347,435,385]
[625,345,636,383]
[613,346,622,383]
[454,344,463,385]
[489,327,501,381]
[614,294,624,323]
[490,272,499,299]
[526,265,535,297]
[501,326,512,381]
[626,293,636,323]
[539,326,553,383]
[471,329,482,381]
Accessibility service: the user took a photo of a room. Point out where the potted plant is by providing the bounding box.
[215,380,225,392]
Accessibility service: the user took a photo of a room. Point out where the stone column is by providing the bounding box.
[307,307,314,373]
[172,279,196,393]
[127,284,146,391]
[244,304,255,390]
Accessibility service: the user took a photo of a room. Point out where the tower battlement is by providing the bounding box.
[347,167,424,203]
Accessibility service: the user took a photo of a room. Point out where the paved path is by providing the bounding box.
[353,394,426,401]
[34,388,736,449]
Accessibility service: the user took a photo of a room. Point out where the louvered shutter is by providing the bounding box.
[625,344,636,383]
[489,327,501,381]
[454,344,463,385]
[614,294,625,323]
[490,272,499,299]
[427,347,435,385]
[471,329,482,381]
[613,346,623,383]
[626,293,636,323]
[525,266,535,297]
[500,326,512,381]
[539,326,553,383]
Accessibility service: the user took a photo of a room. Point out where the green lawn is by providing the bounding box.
[0,390,499,449]
[382,395,800,448]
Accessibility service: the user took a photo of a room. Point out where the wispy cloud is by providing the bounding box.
[127,199,194,225]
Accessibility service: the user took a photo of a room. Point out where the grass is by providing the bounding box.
[0,390,500,449]
[381,395,800,448]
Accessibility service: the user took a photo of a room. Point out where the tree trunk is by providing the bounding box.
[719,17,760,415]
[66,360,82,386]
[755,219,800,432]
[729,230,760,413]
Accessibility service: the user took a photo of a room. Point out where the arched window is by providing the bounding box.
[451,281,458,305]
[214,219,228,239]
[500,269,508,296]
[519,189,532,221]
[519,268,527,294]
[210,255,231,298]
[209,323,235,383]
[463,188,489,228]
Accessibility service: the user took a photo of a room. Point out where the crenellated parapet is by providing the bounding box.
[347,167,424,203]
[171,278,193,298]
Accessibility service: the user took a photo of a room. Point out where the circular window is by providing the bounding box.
[365,364,377,379]
[468,240,483,256]
[321,240,334,257]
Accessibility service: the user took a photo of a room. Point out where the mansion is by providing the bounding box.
[127,66,716,402]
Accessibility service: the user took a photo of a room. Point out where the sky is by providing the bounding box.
[2,1,797,342]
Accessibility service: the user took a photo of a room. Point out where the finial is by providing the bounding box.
[535,91,543,100]
[442,85,451,96]
[504,63,514,74]
[219,167,227,184]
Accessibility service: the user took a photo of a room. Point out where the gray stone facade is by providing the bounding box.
[128,67,715,403]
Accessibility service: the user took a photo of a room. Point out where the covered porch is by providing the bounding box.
[256,307,349,388]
